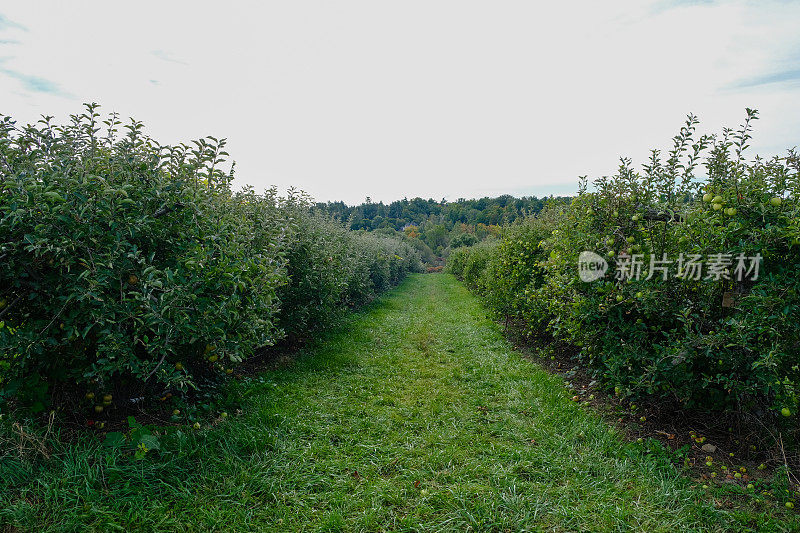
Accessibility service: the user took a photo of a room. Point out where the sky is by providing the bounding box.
[0,1,798,205]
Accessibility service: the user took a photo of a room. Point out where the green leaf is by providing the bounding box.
[138,434,160,451]
[43,191,65,202]
[103,432,126,448]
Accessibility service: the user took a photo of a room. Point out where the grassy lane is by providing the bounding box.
[1,274,795,531]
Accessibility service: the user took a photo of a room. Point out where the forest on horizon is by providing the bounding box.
[313,194,571,257]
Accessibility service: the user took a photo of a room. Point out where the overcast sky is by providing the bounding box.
[1,1,798,205]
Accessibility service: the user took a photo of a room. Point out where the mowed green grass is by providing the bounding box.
[1,273,795,531]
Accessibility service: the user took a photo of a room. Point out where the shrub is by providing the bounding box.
[0,105,420,413]
[452,110,800,417]
[276,197,355,343]
[276,203,422,343]
[0,106,288,410]
[449,232,479,248]
[444,246,471,280]
[454,238,499,295]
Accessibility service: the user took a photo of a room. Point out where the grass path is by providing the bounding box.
[1,274,794,531]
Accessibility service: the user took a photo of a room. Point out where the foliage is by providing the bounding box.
[316,195,555,230]
[314,194,569,256]
[277,198,422,343]
[0,104,419,413]
[449,110,800,417]
[449,232,479,248]
[102,416,161,460]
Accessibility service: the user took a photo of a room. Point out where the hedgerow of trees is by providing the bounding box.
[0,104,421,415]
[449,110,800,420]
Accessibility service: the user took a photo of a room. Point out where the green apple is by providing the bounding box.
[782,407,792,417]
[712,203,723,211]
[702,193,713,203]
[770,197,782,206]
[712,195,723,204]
[173,409,181,415]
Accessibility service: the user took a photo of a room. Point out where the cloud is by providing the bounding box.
[651,0,714,10]
[0,13,26,32]
[729,68,800,89]
[0,39,20,45]
[0,58,69,97]
[0,1,798,204]
[151,49,187,65]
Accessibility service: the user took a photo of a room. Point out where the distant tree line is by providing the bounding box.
[312,195,571,260]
